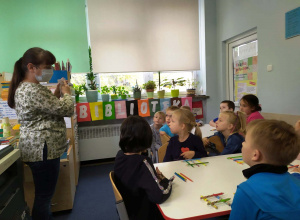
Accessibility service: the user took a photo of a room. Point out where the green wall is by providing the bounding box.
[0,0,89,73]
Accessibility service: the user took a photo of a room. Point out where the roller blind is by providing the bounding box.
[87,0,199,73]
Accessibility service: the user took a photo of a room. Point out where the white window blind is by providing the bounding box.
[87,0,200,73]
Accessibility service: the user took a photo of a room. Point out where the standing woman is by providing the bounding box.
[8,47,74,220]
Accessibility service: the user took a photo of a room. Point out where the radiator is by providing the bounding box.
[78,124,121,161]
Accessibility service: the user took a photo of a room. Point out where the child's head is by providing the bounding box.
[153,111,166,126]
[243,119,300,166]
[295,120,300,136]
[170,109,202,138]
[240,94,261,115]
[220,100,235,112]
[216,111,246,134]
[119,115,152,153]
[180,106,191,111]
[165,106,180,126]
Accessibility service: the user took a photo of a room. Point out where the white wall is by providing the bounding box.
[204,0,300,117]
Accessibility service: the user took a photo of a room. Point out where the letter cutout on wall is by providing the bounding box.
[170,98,182,107]
[103,101,116,120]
[181,97,192,110]
[115,101,127,119]
[192,100,203,119]
[160,98,170,113]
[138,100,150,117]
[89,102,103,121]
[149,99,160,116]
[126,100,138,116]
[76,103,91,122]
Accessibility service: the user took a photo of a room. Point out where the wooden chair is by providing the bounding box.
[109,171,129,220]
[160,133,171,146]
[208,136,224,153]
[158,142,169,163]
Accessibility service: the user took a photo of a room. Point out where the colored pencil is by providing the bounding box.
[191,159,200,167]
[197,159,206,166]
[233,158,243,161]
[227,156,243,159]
[201,192,224,199]
[185,160,194,168]
[174,172,186,182]
[288,165,299,169]
[180,173,193,182]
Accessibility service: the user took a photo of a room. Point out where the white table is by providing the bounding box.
[200,124,216,138]
[155,154,300,220]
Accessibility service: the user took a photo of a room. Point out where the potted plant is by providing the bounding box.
[142,80,157,99]
[157,71,165,99]
[110,85,118,100]
[117,86,129,100]
[73,83,85,103]
[99,85,110,102]
[186,79,199,97]
[85,47,99,102]
[132,80,142,100]
[161,77,186,98]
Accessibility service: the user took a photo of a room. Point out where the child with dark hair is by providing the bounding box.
[209,100,235,127]
[114,116,173,220]
[230,120,300,219]
[239,94,264,124]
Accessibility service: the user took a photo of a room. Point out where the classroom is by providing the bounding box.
[1,0,300,219]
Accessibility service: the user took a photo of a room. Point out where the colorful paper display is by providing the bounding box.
[76,97,201,122]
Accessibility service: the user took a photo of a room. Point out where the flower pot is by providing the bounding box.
[120,94,127,100]
[133,91,141,100]
[111,94,118,100]
[157,90,165,99]
[75,94,80,103]
[86,90,98,102]
[146,89,154,99]
[186,89,196,97]
[171,89,179,98]
[101,94,110,102]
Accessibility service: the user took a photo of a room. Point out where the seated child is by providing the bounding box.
[203,111,246,155]
[229,119,300,220]
[159,106,179,138]
[150,111,166,163]
[114,115,174,220]
[209,100,235,127]
[163,109,207,162]
[239,94,264,124]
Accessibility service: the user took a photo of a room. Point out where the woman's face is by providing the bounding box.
[239,99,254,116]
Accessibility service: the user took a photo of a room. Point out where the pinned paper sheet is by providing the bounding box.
[115,101,127,119]
[89,102,103,121]
[181,97,192,110]
[126,100,138,116]
[170,98,182,107]
[138,100,150,117]
[149,99,160,116]
[160,99,170,113]
[76,103,91,122]
[103,102,115,120]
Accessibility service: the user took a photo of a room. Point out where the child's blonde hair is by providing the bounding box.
[172,109,202,139]
[247,119,300,166]
[166,105,180,112]
[154,111,166,122]
[180,106,191,111]
[220,111,246,134]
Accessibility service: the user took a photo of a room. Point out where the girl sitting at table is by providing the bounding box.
[114,115,174,220]
[239,94,264,124]
[163,109,207,162]
[203,111,246,156]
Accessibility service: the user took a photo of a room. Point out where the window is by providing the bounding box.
[71,71,196,98]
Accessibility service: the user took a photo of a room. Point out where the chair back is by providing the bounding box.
[109,171,129,220]
[158,142,169,163]
[160,134,170,146]
[208,136,224,153]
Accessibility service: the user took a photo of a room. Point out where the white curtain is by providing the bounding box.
[87,0,200,73]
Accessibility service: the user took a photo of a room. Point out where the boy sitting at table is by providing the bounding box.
[230,119,300,220]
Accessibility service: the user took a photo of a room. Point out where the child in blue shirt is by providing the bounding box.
[230,119,300,220]
[163,109,207,162]
[159,106,179,138]
[209,100,235,127]
[203,111,246,155]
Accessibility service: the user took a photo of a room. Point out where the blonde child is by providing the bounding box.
[239,94,264,124]
[209,100,235,127]
[159,106,179,138]
[203,111,246,155]
[150,111,166,163]
[163,109,207,162]
[114,116,174,220]
[230,120,300,219]
[180,106,203,127]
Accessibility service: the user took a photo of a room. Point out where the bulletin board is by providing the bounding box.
[234,55,258,102]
